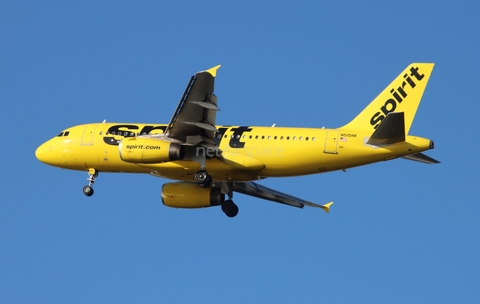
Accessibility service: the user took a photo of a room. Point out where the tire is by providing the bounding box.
[222,200,239,218]
[83,185,94,197]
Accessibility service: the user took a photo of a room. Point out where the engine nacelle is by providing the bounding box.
[119,137,184,164]
[161,182,225,209]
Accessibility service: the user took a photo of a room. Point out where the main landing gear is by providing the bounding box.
[222,199,239,218]
[195,170,212,188]
[193,151,212,188]
[82,168,98,197]
[195,170,239,218]
[218,182,239,218]
[194,153,238,217]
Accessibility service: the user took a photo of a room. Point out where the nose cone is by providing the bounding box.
[35,141,51,164]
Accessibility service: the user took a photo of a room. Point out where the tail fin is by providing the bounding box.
[341,63,434,134]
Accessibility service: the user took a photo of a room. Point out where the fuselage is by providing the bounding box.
[35,122,433,181]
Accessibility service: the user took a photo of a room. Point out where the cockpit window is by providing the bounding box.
[57,131,70,137]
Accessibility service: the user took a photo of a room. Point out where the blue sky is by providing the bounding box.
[1,1,479,303]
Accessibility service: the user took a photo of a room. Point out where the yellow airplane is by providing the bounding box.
[36,63,439,217]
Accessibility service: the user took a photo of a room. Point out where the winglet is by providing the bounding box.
[321,202,334,213]
[204,65,221,77]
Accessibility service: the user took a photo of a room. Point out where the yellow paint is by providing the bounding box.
[36,63,438,214]
[341,63,434,134]
[204,65,221,77]
[35,122,434,180]
[321,202,334,213]
[161,182,221,208]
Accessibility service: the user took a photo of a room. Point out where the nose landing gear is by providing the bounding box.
[82,168,98,197]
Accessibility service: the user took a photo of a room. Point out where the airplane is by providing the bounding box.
[35,63,439,218]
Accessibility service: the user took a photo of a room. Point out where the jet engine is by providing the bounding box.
[161,182,225,208]
[119,137,184,163]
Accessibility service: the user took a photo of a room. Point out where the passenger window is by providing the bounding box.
[312,137,316,141]
[274,136,277,140]
[299,136,303,140]
[306,137,309,141]
[262,136,265,139]
[255,135,258,139]
[268,136,271,140]
[100,131,103,135]
[286,136,290,140]
[293,136,296,140]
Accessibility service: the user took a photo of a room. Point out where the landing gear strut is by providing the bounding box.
[193,149,212,188]
[83,168,98,197]
[193,150,237,217]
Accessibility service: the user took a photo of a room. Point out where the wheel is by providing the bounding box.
[195,170,208,183]
[195,170,212,188]
[83,185,94,197]
[221,199,239,218]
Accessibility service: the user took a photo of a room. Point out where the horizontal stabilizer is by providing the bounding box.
[402,153,440,164]
[366,112,405,145]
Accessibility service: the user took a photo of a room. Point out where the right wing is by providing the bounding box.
[233,181,333,213]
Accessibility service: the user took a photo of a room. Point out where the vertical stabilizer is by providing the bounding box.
[341,63,434,134]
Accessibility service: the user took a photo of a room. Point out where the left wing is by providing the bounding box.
[233,181,333,213]
[164,65,221,149]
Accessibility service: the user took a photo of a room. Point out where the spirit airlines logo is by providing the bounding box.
[370,66,425,129]
[103,124,253,148]
[126,144,161,150]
